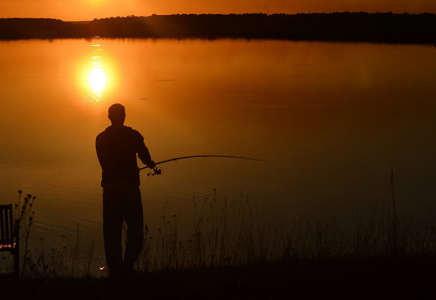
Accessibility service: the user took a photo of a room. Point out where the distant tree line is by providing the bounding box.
[1,13,436,44]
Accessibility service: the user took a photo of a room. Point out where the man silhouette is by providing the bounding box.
[96,103,155,277]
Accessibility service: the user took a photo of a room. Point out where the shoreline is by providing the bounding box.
[1,12,436,45]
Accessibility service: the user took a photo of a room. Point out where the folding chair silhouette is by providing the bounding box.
[0,204,20,282]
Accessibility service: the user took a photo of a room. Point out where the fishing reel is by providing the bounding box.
[147,167,163,177]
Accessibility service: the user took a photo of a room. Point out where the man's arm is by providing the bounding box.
[137,134,156,169]
[95,134,106,169]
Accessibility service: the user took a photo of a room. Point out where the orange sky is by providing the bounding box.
[1,0,435,21]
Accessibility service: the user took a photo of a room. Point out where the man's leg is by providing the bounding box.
[103,187,124,276]
[123,186,144,272]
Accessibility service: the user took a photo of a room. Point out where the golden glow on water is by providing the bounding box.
[1,39,436,250]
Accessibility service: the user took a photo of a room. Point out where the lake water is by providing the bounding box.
[1,38,436,250]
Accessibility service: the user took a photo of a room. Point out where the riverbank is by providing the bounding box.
[1,13,436,44]
[4,256,436,299]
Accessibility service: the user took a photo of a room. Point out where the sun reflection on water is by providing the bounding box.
[89,67,107,92]
[88,37,107,102]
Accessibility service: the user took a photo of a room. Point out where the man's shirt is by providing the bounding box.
[96,125,153,187]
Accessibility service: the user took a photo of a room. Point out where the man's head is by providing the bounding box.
[108,103,126,126]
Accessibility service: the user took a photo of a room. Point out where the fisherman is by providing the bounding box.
[96,103,155,277]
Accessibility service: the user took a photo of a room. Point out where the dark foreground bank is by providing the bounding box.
[1,13,436,44]
[3,257,436,300]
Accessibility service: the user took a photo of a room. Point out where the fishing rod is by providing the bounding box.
[139,155,269,176]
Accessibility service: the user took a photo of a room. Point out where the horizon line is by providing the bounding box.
[2,11,435,23]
